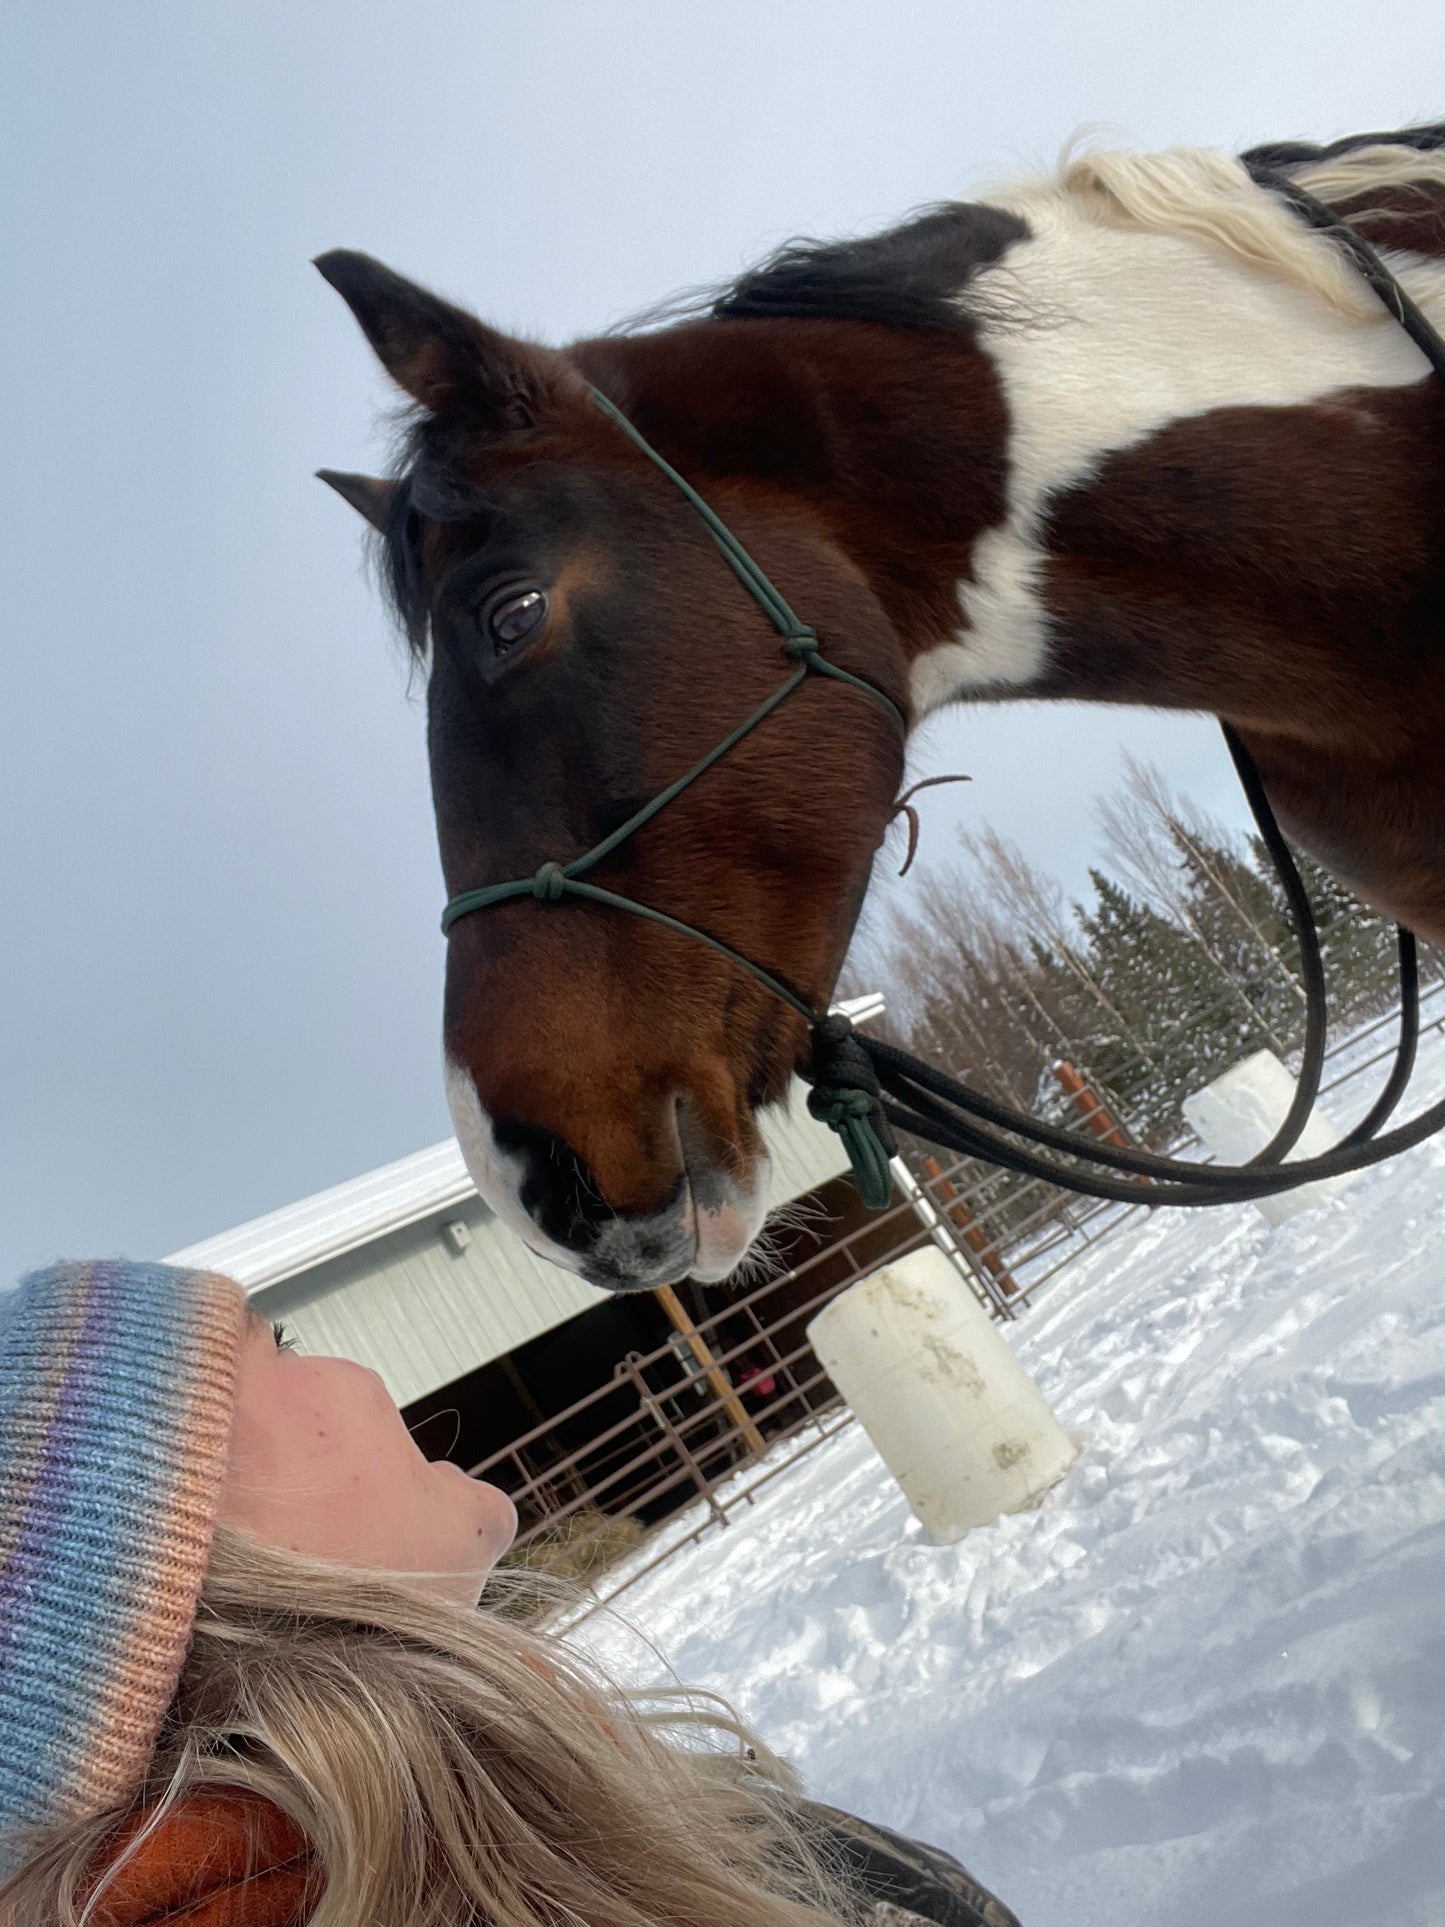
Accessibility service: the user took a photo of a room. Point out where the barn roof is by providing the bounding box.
[167,1136,477,1293]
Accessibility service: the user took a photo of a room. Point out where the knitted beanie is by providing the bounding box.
[0,1260,246,1866]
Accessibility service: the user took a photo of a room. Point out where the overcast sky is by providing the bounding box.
[3,0,1443,1280]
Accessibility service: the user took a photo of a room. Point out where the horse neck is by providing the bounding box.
[924,186,1445,740]
[581,212,1445,749]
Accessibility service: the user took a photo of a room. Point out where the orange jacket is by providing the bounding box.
[79,1786,1022,1927]
[85,1792,321,1927]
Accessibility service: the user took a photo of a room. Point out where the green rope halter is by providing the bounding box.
[440,386,907,1208]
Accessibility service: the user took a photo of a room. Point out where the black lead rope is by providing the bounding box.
[1216,721,1330,1166]
[442,172,1442,1212]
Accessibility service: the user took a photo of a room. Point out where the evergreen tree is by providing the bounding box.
[1074,870,1251,1134]
[1249,836,1401,1022]
[1169,825,1304,1054]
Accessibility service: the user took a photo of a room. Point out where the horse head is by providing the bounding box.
[315,240,1018,1289]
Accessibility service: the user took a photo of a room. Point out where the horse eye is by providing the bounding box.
[487,588,548,653]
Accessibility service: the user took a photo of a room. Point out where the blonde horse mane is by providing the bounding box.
[999,137,1445,318]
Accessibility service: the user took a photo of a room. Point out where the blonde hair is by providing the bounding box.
[1001,138,1445,320]
[2,1530,855,1927]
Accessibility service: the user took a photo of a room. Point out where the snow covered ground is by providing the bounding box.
[576,1033,1445,1927]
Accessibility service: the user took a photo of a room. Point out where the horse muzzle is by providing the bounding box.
[444,1058,770,1291]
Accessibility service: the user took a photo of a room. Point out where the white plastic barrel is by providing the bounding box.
[1181,1048,1351,1228]
[806,1247,1078,1543]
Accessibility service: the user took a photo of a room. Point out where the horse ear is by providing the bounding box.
[313,249,550,421]
[316,469,396,531]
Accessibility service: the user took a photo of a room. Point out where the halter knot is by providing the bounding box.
[810,1086,873,1125]
[781,627,821,661]
[804,1014,898,1210]
[531,862,568,902]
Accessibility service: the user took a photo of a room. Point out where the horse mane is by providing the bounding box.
[709,202,1027,329]
[639,124,1445,341]
[1033,123,1445,318]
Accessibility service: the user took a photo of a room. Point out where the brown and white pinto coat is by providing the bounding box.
[319,128,1445,1291]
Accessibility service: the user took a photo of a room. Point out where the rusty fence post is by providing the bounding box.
[918,1157,1021,1298]
[891,1155,1015,1320]
[1052,1061,1152,1183]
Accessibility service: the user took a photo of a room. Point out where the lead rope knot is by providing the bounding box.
[781,626,821,663]
[804,1014,898,1210]
[531,862,568,902]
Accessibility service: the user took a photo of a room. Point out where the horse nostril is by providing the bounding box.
[490,1118,687,1255]
[490,1120,603,1253]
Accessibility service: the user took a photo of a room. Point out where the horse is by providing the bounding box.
[316,125,1445,1293]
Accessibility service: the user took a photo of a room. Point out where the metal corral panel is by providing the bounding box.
[170,1081,851,1407]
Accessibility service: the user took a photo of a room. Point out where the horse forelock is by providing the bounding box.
[379,418,504,658]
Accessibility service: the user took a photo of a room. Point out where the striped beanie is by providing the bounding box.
[0,1261,245,1866]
